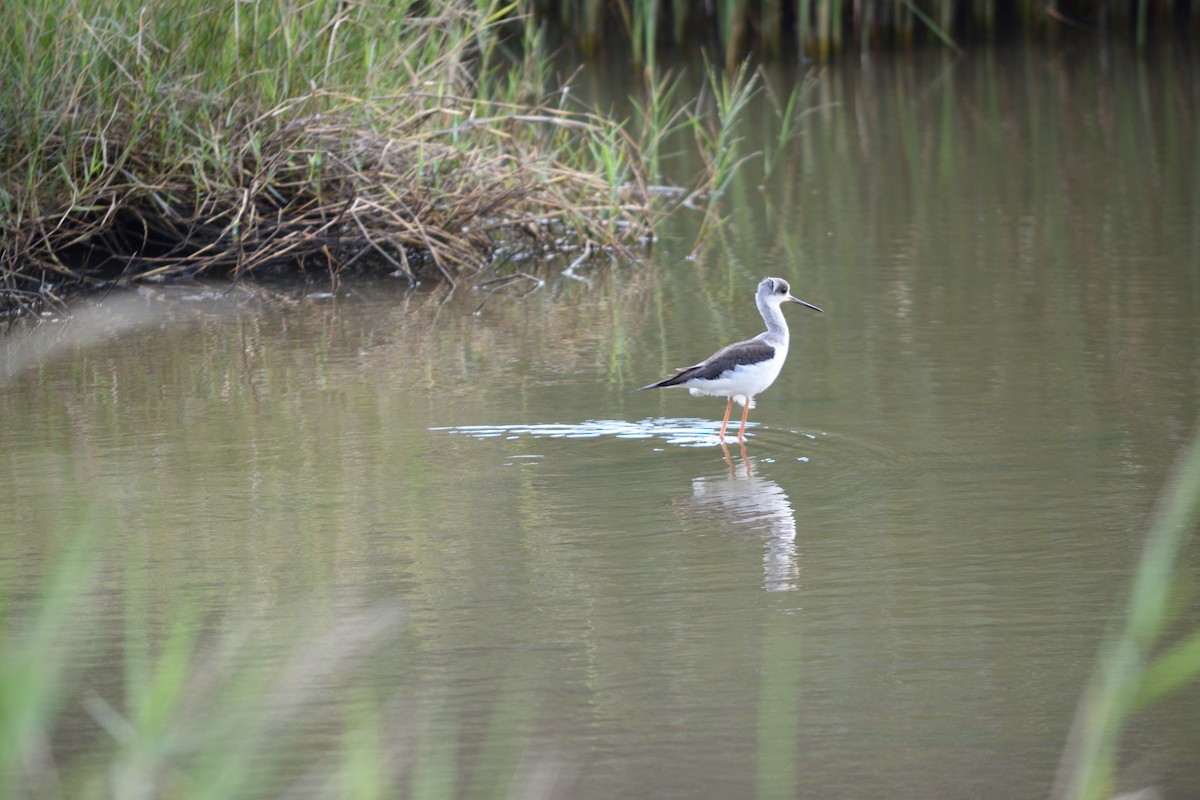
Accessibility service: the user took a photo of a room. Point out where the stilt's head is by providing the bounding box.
[758,277,822,313]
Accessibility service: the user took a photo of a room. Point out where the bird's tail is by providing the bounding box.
[637,367,700,391]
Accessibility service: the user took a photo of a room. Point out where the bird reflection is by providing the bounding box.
[689,443,800,592]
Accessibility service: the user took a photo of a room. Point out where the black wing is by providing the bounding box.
[638,338,775,390]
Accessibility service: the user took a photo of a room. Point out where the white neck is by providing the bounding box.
[757,296,790,343]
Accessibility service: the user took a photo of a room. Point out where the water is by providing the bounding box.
[3,44,1199,798]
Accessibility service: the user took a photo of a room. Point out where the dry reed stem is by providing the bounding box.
[1,92,658,317]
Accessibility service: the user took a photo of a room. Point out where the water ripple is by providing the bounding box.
[431,417,809,447]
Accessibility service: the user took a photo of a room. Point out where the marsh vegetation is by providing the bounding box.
[6,1,1193,320]
[0,0,763,318]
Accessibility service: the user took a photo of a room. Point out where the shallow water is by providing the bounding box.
[3,43,1200,798]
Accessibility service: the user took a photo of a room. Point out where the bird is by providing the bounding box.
[639,276,822,442]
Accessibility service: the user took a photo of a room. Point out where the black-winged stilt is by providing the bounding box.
[639,276,822,442]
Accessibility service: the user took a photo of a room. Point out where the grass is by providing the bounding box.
[0,0,825,321]
[0,508,570,799]
[687,59,762,253]
[0,0,666,319]
[0,521,413,799]
[0,0,822,321]
[2,1,1196,321]
[1052,424,1200,800]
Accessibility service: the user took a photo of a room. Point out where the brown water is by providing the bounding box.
[3,43,1200,798]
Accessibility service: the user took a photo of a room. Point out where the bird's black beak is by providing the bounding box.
[788,295,823,312]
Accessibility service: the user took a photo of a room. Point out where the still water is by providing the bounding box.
[4,43,1200,798]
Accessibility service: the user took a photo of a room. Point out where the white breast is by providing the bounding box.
[685,342,788,407]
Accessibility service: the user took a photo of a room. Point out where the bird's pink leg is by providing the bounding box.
[718,397,734,440]
[737,399,752,441]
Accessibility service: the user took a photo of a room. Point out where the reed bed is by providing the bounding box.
[543,0,1200,65]
[0,0,666,319]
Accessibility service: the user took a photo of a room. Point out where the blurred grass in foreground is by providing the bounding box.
[0,520,560,799]
[1053,423,1200,800]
